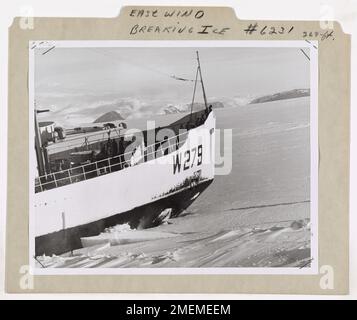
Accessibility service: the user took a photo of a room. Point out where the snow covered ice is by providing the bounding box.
[36,96,311,269]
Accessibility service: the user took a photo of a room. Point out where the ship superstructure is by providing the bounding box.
[34,52,216,256]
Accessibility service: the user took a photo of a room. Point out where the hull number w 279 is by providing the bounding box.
[173,145,202,174]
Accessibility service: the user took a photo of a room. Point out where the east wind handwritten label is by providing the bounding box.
[128,9,230,36]
[129,8,205,19]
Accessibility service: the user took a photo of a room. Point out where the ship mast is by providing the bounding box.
[34,105,49,176]
[196,51,208,110]
[190,51,208,122]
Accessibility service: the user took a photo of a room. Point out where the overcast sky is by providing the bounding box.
[34,46,310,125]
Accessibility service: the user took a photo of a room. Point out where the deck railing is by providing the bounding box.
[35,130,189,193]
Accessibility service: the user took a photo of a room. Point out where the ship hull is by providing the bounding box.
[33,112,216,256]
[35,178,213,256]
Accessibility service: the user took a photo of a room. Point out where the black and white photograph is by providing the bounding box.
[29,41,318,273]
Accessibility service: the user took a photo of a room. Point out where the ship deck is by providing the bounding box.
[35,109,211,193]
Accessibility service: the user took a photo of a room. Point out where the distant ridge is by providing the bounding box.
[159,89,310,115]
[249,89,310,105]
[93,111,124,123]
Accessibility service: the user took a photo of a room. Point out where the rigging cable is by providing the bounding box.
[90,48,199,82]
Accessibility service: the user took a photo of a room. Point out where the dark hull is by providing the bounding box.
[35,179,213,256]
